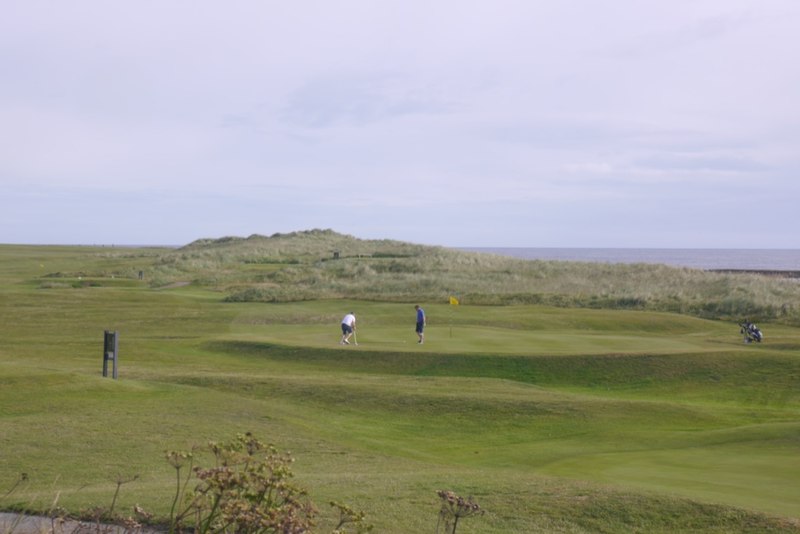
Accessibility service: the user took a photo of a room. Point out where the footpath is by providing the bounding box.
[0,513,161,534]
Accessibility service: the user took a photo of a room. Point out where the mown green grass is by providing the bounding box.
[1,244,799,533]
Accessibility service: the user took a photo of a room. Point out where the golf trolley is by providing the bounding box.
[739,321,763,343]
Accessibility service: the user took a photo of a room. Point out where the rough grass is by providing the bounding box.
[170,231,800,324]
[17,230,798,324]
[1,241,799,532]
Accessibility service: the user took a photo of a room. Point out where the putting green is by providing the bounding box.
[230,323,721,356]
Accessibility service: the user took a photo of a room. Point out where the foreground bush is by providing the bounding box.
[165,433,372,534]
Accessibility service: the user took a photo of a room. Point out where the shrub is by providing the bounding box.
[165,433,372,534]
[435,490,484,534]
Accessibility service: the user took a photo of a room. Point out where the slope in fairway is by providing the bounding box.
[540,439,800,518]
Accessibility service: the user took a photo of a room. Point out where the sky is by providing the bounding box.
[2,1,799,248]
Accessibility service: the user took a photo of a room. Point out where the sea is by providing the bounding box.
[457,248,800,272]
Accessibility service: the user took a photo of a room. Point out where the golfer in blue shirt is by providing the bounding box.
[415,305,426,344]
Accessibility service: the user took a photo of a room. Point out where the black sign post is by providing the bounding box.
[103,330,119,379]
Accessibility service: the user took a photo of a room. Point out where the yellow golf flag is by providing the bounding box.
[449,296,459,306]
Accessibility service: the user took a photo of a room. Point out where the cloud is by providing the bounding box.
[280,72,455,129]
[1,0,799,247]
[563,162,615,175]
[633,153,769,174]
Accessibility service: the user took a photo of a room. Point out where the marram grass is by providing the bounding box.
[166,231,800,324]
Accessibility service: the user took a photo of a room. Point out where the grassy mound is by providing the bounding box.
[150,230,800,324]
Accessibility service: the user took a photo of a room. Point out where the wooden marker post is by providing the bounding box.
[103,330,119,379]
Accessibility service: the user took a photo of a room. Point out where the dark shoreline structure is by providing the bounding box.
[708,269,800,278]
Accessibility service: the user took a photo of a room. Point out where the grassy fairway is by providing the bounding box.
[1,245,799,532]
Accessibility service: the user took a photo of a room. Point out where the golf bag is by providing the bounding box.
[740,321,763,343]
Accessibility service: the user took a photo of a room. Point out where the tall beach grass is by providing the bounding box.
[136,230,800,324]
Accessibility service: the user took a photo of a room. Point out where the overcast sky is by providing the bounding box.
[2,1,799,248]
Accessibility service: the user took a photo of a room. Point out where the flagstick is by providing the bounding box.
[449,295,459,338]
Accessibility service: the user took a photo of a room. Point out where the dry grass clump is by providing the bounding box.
[128,230,800,324]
